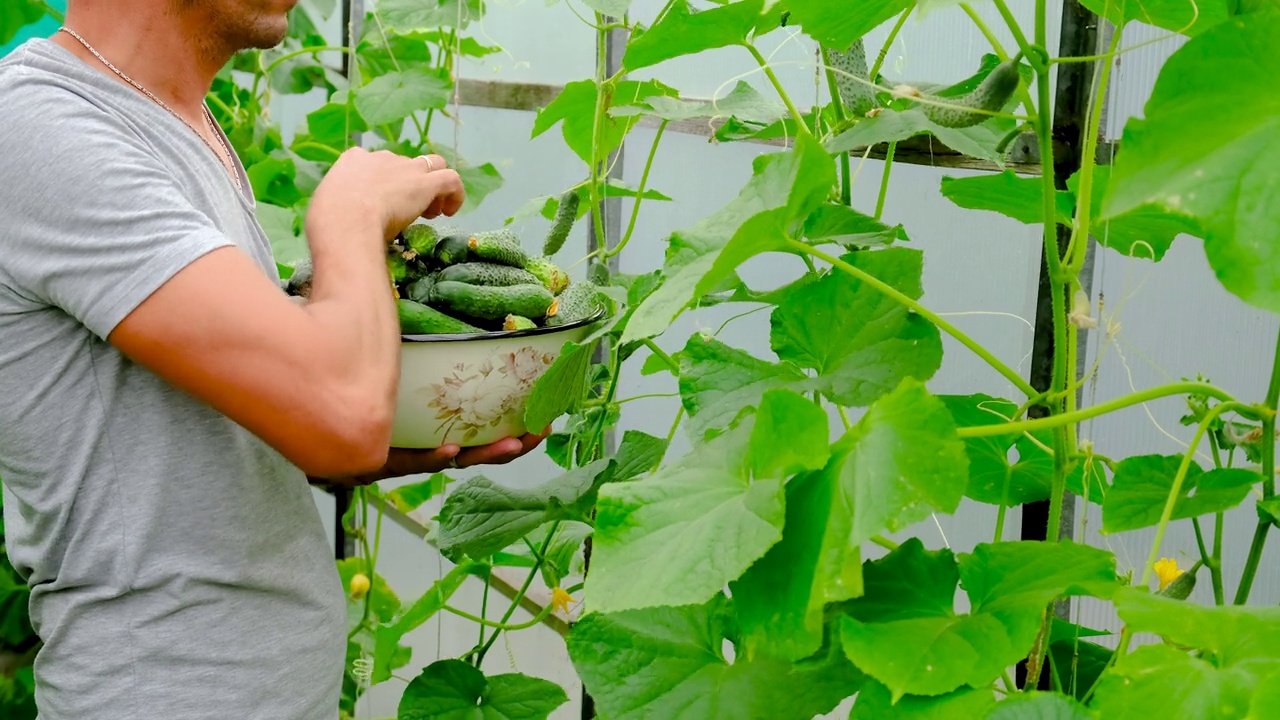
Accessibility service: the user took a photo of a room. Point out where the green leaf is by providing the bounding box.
[785,0,912,49]
[1259,497,1280,528]
[623,134,836,344]
[1092,644,1260,720]
[375,0,481,31]
[436,459,616,559]
[941,171,1074,225]
[373,562,483,683]
[385,473,452,514]
[610,80,784,124]
[840,539,1017,700]
[611,430,669,482]
[246,156,302,208]
[940,394,1055,505]
[1247,670,1280,719]
[770,247,942,407]
[524,337,598,432]
[803,203,908,248]
[749,388,831,478]
[959,540,1119,647]
[0,0,45,46]
[622,0,765,72]
[353,67,451,126]
[1114,586,1280,662]
[397,659,568,719]
[851,680,996,719]
[1078,0,1231,35]
[531,79,678,166]
[677,334,810,438]
[1048,638,1112,702]
[985,692,1091,720]
[256,202,308,268]
[456,163,504,214]
[1068,165,1201,262]
[828,105,1011,165]
[836,380,969,544]
[589,399,817,613]
[1101,454,1261,533]
[1101,11,1280,312]
[730,467,862,662]
[567,596,863,720]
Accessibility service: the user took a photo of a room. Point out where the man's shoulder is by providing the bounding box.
[0,40,129,132]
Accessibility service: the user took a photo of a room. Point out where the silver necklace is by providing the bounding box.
[57,26,244,192]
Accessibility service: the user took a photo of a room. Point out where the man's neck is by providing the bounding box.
[52,5,231,119]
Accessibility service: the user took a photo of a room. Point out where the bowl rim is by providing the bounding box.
[400,306,608,343]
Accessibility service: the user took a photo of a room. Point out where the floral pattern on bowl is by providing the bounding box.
[421,347,556,443]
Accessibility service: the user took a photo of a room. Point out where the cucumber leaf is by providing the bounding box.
[1077,0,1231,35]
[622,0,766,72]
[567,595,863,720]
[1101,454,1261,533]
[851,680,996,719]
[397,659,569,720]
[1101,10,1280,313]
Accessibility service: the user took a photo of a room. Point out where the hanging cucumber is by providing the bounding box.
[546,281,602,327]
[921,58,1021,129]
[398,299,483,335]
[438,262,540,287]
[827,39,877,118]
[503,315,538,331]
[542,190,580,256]
[468,229,528,268]
[524,256,570,295]
[430,281,554,321]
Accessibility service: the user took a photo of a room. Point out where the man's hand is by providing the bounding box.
[308,429,550,490]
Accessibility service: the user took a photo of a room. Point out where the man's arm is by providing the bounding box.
[307,430,549,490]
[108,150,465,478]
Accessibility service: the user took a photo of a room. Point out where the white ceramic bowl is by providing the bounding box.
[389,309,605,449]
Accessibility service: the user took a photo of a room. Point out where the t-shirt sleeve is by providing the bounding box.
[0,81,236,340]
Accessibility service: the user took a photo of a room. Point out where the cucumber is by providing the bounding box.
[468,229,528,268]
[827,39,877,118]
[523,256,569,295]
[406,272,439,304]
[439,262,540,287]
[546,281,601,327]
[433,234,471,266]
[402,224,439,257]
[387,251,409,284]
[430,280,554,321]
[398,299,482,335]
[543,190,580,256]
[504,314,538,331]
[922,58,1020,129]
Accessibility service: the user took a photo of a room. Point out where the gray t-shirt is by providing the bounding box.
[0,39,346,719]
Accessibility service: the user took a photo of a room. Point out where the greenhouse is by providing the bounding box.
[1,0,1278,718]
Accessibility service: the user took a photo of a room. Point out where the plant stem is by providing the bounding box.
[744,43,809,131]
[445,601,555,630]
[607,120,668,258]
[1140,402,1252,589]
[642,338,679,373]
[475,524,559,664]
[474,567,490,662]
[870,535,899,551]
[587,16,610,254]
[957,383,1246,438]
[1191,517,1224,605]
[819,46,853,206]
[870,5,915,81]
[1232,328,1280,604]
[291,142,343,160]
[262,45,353,76]
[874,142,895,220]
[792,240,1037,397]
[1064,27,1124,272]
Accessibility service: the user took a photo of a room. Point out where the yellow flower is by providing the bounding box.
[1154,558,1184,591]
[349,572,371,599]
[551,587,575,614]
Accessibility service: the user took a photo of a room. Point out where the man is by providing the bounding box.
[0,0,545,717]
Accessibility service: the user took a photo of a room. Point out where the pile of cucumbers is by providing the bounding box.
[388,222,601,336]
